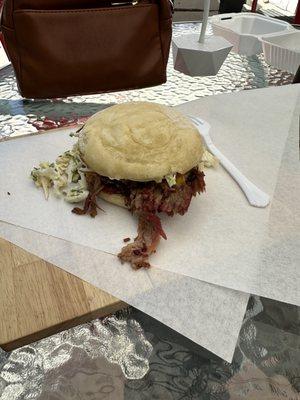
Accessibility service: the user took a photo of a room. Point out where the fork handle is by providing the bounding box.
[208,144,270,208]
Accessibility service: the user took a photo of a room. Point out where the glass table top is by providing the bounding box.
[0,23,294,137]
[0,22,299,400]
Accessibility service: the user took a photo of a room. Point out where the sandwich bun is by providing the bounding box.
[79,102,204,182]
[99,192,127,208]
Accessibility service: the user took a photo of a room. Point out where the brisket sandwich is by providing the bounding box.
[73,102,206,269]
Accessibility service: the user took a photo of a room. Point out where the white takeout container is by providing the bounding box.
[210,12,294,56]
[260,30,300,74]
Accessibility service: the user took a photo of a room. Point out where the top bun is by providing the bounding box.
[78,102,204,182]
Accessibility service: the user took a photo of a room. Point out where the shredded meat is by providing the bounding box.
[118,212,167,269]
[127,169,205,216]
[72,172,103,217]
[71,168,205,269]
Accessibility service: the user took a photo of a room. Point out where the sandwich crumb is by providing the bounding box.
[123,237,131,243]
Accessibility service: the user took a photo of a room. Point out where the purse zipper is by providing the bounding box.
[111,0,171,6]
[111,0,140,6]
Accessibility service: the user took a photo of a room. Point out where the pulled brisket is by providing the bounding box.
[71,168,205,269]
[72,172,103,218]
[118,212,167,269]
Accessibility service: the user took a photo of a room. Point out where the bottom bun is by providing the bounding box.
[99,192,127,209]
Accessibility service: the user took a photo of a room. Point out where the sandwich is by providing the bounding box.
[31,102,207,269]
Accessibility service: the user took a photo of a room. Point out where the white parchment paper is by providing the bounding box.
[0,221,249,362]
[0,86,299,305]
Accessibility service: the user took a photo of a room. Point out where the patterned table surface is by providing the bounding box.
[0,22,299,400]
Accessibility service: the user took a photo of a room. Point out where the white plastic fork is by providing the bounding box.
[189,116,270,208]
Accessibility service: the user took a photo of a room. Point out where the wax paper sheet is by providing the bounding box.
[0,220,249,362]
[0,86,299,307]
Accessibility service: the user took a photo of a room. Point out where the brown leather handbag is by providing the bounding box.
[1,0,172,99]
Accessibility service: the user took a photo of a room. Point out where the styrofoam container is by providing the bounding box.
[260,31,300,74]
[0,43,10,70]
[210,12,294,56]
